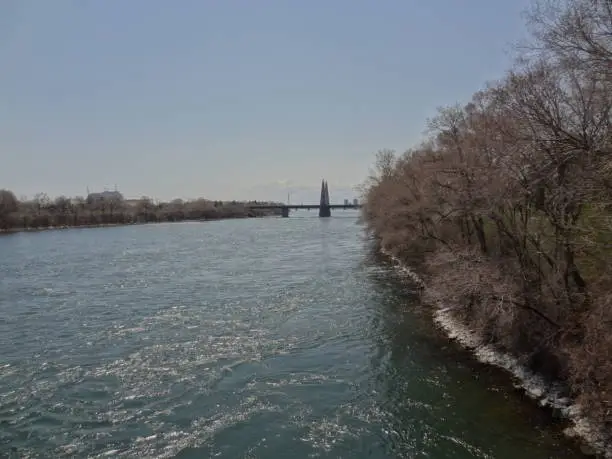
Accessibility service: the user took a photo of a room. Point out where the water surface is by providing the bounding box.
[0,214,587,458]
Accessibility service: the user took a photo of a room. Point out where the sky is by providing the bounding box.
[0,0,534,204]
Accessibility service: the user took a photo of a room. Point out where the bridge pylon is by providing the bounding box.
[319,179,331,218]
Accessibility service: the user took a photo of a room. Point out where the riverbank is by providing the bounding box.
[0,213,280,236]
[360,1,611,454]
[380,247,611,458]
[0,222,142,234]
[0,192,284,235]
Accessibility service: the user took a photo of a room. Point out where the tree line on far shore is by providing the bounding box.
[0,190,282,231]
[361,0,611,443]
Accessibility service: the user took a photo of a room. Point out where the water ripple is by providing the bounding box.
[0,217,589,458]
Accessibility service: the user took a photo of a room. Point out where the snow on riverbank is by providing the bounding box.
[381,248,610,458]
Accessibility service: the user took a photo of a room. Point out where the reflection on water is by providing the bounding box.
[0,215,587,458]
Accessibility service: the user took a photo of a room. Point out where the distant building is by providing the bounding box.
[344,199,349,206]
[353,198,359,206]
[86,190,124,204]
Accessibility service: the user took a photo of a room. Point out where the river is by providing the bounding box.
[0,213,588,458]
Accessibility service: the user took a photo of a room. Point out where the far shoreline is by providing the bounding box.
[0,214,279,236]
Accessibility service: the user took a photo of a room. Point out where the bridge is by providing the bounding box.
[247,180,361,217]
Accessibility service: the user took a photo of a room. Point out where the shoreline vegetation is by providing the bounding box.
[0,191,283,234]
[361,0,611,456]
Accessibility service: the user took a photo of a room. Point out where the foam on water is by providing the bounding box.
[382,248,611,458]
[0,287,366,457]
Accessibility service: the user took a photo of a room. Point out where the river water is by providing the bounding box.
[0,213,588,458]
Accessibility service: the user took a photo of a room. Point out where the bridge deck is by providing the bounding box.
[247,204,361,210]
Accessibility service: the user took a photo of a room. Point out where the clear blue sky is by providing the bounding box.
[0,0,533,203]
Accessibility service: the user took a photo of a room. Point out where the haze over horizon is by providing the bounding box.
[1,0,533,204]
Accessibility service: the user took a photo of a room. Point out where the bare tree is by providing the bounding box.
[0,189,18,229]
[360,0,612,440]
[526,0,612,77]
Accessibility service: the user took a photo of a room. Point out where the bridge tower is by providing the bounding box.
[319,179,331,217]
